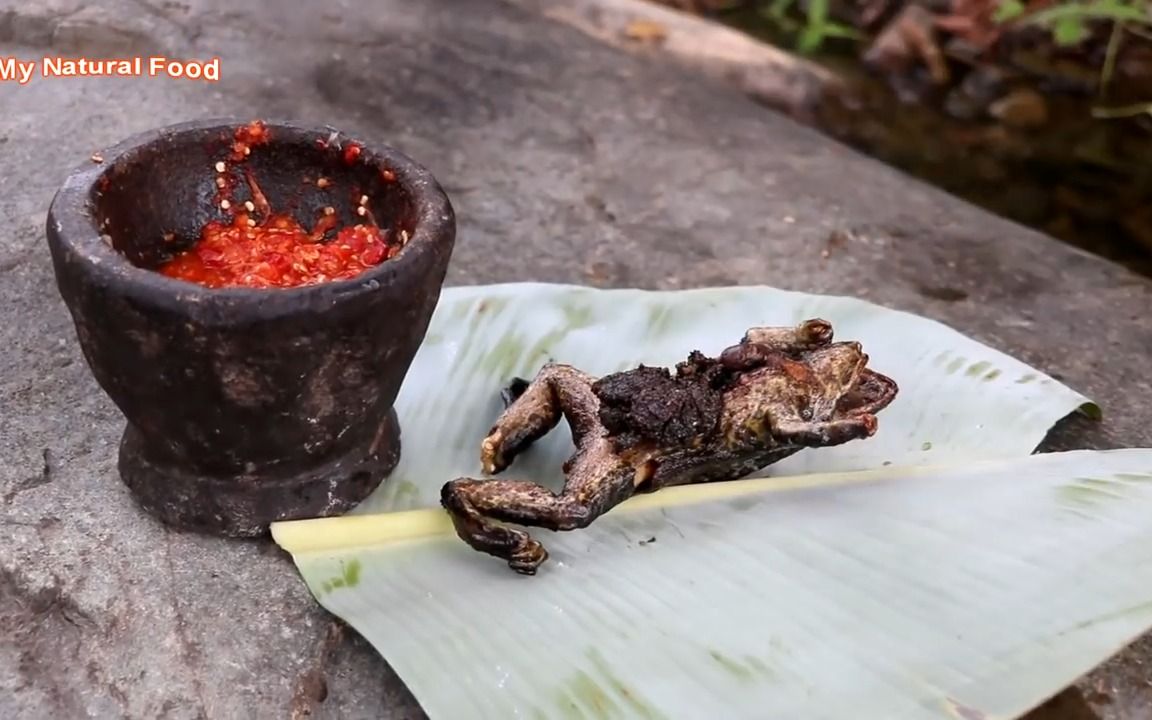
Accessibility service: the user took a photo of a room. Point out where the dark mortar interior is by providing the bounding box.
[90,126,418,271]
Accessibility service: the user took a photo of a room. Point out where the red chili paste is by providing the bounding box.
[229,120,269,162]
[342,142,362,165]
[158,213,396,289]
[157,121,401,290]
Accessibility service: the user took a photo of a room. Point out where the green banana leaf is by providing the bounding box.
[271,283,1143,720]
[351,283,1096,515]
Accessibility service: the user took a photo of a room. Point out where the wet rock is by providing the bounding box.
[943,65,1009,121]
[863,4,950,85]
[943,87,981,121]
[989,87,1050,129]
[943,36,985,66]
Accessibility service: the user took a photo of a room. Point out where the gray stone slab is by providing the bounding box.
[1,0,1149,718]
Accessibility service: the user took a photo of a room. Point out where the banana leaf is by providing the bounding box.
[350,283,1096,514]
[271,283,1145,720]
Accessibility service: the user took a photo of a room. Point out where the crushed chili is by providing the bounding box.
[156,121,403,290]
[158,212,396,289]
[229,120,269,162]
[342,142,362,165]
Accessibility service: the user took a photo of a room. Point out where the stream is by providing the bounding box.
[716,4,1152,278]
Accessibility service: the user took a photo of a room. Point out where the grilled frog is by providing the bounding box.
[440,319,898,574]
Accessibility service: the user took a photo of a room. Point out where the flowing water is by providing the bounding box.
[718,5,1152,277]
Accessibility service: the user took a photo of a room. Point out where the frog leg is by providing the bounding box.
[480,363,602,475]
[741,318,833,351]
[771,414,878,447]
[442,437,636,575]
[717,319,837,372]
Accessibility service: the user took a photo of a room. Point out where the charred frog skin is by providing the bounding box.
[440,319,898,575]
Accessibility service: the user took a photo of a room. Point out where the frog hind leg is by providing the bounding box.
[443,438,635,574]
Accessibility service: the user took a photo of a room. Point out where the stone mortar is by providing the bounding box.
[45,119,456,537]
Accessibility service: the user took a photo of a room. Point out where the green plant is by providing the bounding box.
[760,0,863,54]
[992,0,1152,115]
[996,0,1150,46]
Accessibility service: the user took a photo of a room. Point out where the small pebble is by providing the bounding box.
[989,88,1049,129]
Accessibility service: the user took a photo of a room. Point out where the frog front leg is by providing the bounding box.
[480,363,601,475]
[742,318,833,351]
[771,414,878,447]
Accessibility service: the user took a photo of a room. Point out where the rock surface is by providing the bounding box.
[0,0,1149,718]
